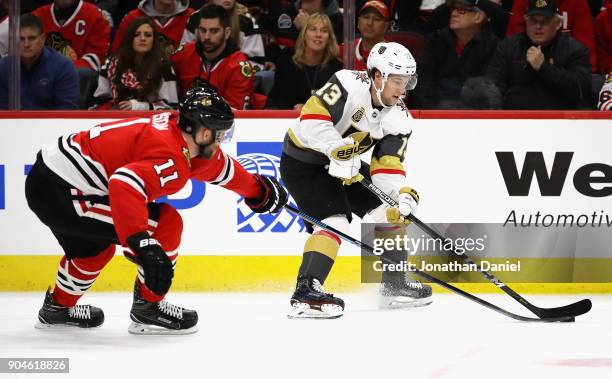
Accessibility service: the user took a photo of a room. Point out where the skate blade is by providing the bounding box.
[128,322,198,335]
[35,322,102,330]
[378,295,433,309]
[287,302,343,319]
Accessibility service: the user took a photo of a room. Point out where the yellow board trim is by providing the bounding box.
[0,255,610,293]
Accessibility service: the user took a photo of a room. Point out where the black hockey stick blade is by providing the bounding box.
[285,204,576,323]
[530,299,592,319]
[357,178,592,320]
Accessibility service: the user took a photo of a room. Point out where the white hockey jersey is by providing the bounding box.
[285,69,414,198]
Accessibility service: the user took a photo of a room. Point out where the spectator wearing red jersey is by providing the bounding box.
[112,0,195,55]
[92,17,178,110]
[171,4,255,109]
[340,1,389,71]
[506,0,597,70]
[594,0,611,73]
[33,0,110,108]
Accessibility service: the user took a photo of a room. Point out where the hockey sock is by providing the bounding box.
[52,245,115,307]
[298,230,341,284]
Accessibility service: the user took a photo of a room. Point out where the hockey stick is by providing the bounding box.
[285,204,576,322]
[358,177,592,320]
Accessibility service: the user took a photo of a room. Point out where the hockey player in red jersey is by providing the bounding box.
[25,86,288,334]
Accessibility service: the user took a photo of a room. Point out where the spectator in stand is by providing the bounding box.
[33,0,111,108]
[486,0,592,109]
[506,0,597,70]
[410,0,499,108]
[266,12,342,110]
[416,0,509,38]
[112,0,195,55]
[0,0,8,58]
[268,0,343,50]
[341,1,389,71]
[0,13,79,109]
[171,4,255,109]
[188,0,274,93]
[597,72,611,110]
[594,0,611,73]
[92,17,178,110]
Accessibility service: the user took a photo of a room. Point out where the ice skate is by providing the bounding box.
[128,283,198,335]
[379,275,433,309]
[288,277,344,319]
[35,287,104,329]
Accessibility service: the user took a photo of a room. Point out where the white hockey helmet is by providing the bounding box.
[367,42,417,106]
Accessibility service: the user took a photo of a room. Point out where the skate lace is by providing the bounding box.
[312,279,328,294]
[158,301,183,320]
[68,305,91,320]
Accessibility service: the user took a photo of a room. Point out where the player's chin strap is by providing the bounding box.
[372,77,394,109]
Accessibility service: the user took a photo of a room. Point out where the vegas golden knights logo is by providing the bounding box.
[351,107,365,123]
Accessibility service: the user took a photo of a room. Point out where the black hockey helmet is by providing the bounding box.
[179,86,235,143]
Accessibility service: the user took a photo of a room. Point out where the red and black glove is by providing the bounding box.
[126,232,173,296]
[245,174,288,214]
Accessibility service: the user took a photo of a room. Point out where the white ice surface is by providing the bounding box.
[0,291,611,379]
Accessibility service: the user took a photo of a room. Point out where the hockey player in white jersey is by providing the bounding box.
[280,42,432,319]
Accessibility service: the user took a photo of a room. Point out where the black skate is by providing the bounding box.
[379,275,433,309]
[288,277,344,319]
[128,283,198,335]
[35,287,104,329]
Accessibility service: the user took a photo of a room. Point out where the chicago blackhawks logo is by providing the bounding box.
[239,61,253,78]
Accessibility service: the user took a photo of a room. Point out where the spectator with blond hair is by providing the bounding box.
[266,12,342,110]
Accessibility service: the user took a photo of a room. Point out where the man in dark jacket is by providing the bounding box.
[0,13,79,110]
[410,0,499,109]
[486,0,592,109]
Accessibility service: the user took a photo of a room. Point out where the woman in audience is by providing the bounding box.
[92,17,178,110]
[266,12,342,110]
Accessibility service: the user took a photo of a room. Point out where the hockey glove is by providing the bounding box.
[126,232,174,296]
[245,174,288,213]
[327,137,362,185]
[386,187,419,225]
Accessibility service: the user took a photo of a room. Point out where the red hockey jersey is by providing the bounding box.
[506,0,597,70]
[33,0,110,70]
[111,4,194,54]
[171,41,255,109]
[40,112,262,245]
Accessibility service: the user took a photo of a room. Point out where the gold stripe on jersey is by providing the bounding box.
[371,155,405,173]
[300,96,332,119]
[304,234,340,261]
[287,128,308,149]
